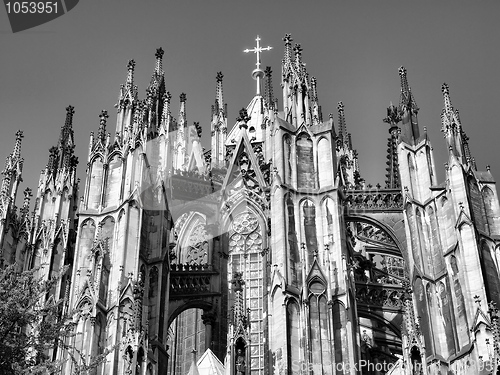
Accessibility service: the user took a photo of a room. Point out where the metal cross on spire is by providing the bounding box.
[244,35,272,95]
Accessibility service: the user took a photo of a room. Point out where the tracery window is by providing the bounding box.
[186,224,209,265]
[308,281,332,375]
[228,211,264,375]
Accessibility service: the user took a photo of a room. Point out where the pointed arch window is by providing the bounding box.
[186,224,209,265]
[175,213,209,265]
[302,200,318,267]
[296,134,315,189]
[104,154,122,207]
[407,153,417,198]
[308,280,332,375]
[228,210,265,375]
[88,158,104,209]
[286,194,300,286]
[468,177,487,232]
[286,300,301,370]
[148,266,159,338]
[318,138,333,188]
[283,134,292,185]
[482,187,500,234]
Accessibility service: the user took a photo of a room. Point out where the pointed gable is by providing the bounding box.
[221,130,267,195]
[197,348,225,375]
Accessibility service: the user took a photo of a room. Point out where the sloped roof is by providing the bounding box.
[197,348,225,375]
[187,359,200,375]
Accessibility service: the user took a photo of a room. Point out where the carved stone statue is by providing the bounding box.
[235,348,246,375]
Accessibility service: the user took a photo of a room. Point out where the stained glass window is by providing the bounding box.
[228,211,264,375]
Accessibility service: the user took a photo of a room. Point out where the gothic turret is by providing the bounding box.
[336,102,360,188]
[281,34,313,127]
[173,93,188,170]
[115,59,138,139]
[0,130,25,266]
[441,83,476,169]
[145,48,166,136]
[0,130,23,207]
[263,66,275,110]
[28,106,78,332]
[383,102,401,188]
[35,105,78,224]
[211,72,227,168]
[398,66,420,145]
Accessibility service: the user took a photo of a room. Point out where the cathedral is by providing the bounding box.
[1,34,500,375]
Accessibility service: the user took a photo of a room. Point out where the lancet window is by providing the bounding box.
[228,210,265,375]
[308,281,332,375]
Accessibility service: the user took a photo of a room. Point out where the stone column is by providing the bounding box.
[202,311,216,350]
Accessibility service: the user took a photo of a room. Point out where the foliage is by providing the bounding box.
[0,264,112,375]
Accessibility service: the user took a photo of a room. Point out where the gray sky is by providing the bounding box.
[1,1,499,205]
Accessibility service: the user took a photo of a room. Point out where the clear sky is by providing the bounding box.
[1,1,500,205]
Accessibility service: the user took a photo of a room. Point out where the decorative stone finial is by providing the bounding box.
[65,105,75,117]
[126,59,136,86]
[311,77,318,102]
[155,47,164,60]
[12,130,24,159]
[194,122,202,138]
[98,110,109,142]
[383,102,401,129]
[237,108,251,129]
[283,33,292,45]
[293,43,303,59]
[216,71,223,82]
[398,66,409,94]
[441,83,452,113]
[21,187,32,212]
[180,93,187,103]
[231,271,245,292]
[127,59,136,71]
[154,48,164,75]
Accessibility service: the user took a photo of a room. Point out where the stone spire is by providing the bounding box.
[216,72,224,113]
[19,187,32,220]
[12,130,24,164]
[59,105,74,148]
[310,76,321,125]
[441,83,473,167]
[211,72,227,168]
[115,60,138,138]
[383,102,401,188]
[160,91,173,134]
[282,33,293,70]
[149,48,166,98]
[154,47,164,76]
[337,102,349,147]
[398,67,420,145]
[126,59,135,89]
[173,93,188,170]
[1,130,24,204]
[117,59,138,109]
[263,66,274,109]
[97,110,109,143]
[56,105,77,170]
[179,93,187,129]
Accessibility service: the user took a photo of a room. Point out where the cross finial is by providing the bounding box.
[244,35,272,95]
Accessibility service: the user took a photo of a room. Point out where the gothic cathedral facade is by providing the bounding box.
[1,34,500,375]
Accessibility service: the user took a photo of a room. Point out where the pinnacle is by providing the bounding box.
[155,47,164,59]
